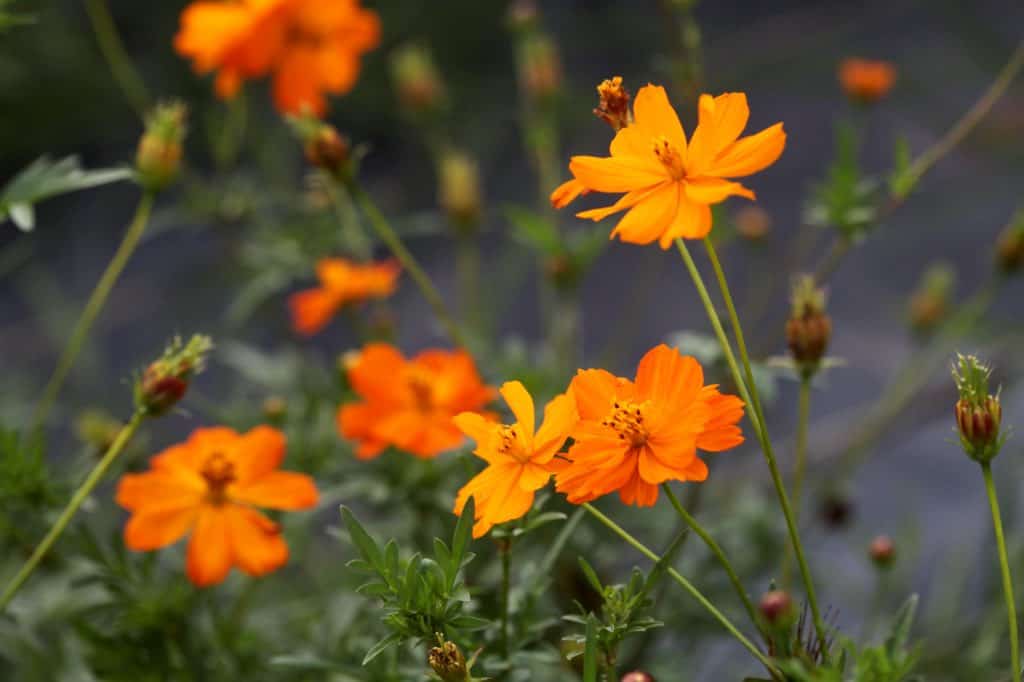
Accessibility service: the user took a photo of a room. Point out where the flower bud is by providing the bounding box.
[135,335,213,416]
[869,534,895,568]
[506,0,539,32]
[594,76,631,132]
[439,150,482,228]
[819,491,854,530]
[391,44,446,115]
[428,636,468,682]
[518,34,561,101]
[305,126,350,176]
[263,396,287,421]
[136,101,187,191]
[734,205,771,241]
[621,672,656,682]
[995,209,1024,275]
[759,590,795,627]
[838,58,896,104]
[786,275,831,378]
[952,353,1005,463]
[908,263,954,336]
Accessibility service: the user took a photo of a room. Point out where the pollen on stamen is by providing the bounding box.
[652,136,685,180]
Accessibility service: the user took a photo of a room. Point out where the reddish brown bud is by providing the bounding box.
[787,276,831,376]
[734,205,771,241]
[305,126,350,175]
[996,222,1024,275]
[759,590,795,626]
[135,335,212,416]
[819,492,854,530]
[869,535,896,568]
[263,396,287,421]
[621,672,656,682]
[428,637,468,682]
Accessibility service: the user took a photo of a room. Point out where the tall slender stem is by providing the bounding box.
[675,236,827,649]
[662,484,762,637]
[982,462,1020,682]
[500,540,511,665]
[581,503,779,676]
[343,181,466,348]
[1,409,146,610]
[29,192,156,433]
[83,0,151,118]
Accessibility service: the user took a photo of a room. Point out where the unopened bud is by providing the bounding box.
[759,590,795,627]
[869,534,895,568]
[734,205,771,241]
[136,101,187,191]
[819,491,854,530]
[518,34,561,100]
[952,353,1005,463]
[263,396,287,421]
[135,335,213,416]
[507,0,538,31]
[305,126,350,176]
[621,672,656,682]
[391,45,446,114]
[839,58,896,105]
[594,76,631,132]
[995,210,1024,275]
[786,275,831,377]
[428,635,468,682]
[908,263,954,335]
[439,151,482,228]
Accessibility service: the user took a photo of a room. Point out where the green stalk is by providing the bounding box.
[343,181,466,348]
[83,0,151,118]
[662,484,762,636]
[29,191,156,433]
[1,409,146,610]
[581,503,778,676]
[982,462,1021,682]
[675,237,827,649]
[500,540,511,665]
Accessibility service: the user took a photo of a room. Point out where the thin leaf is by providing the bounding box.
[340,506,384,572]
[582,614,599,682]
[362,632,403,666]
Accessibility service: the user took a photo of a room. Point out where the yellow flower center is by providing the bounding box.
[200,453,236,505]
[652,136,686,181]
[407,371,435,413]
[496,424,529,463]
[602,400,650,448]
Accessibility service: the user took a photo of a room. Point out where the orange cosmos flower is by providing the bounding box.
[289,258,400,336]
[338,343,496,460]
[554,344,744,507]
[550,84,786,248]
[839,58,896,104]
[116,426,318,587]
[453,382,577,538]
[175,0,380,116]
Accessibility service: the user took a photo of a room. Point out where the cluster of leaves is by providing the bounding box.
[804,124,881,240]
[341,499,488,665]
[0,428,62,551]
[505,206,608,292]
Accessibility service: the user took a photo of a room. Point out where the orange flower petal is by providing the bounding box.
[550,177,588,209]
[517,462,552,492]
[569,155,667,194]
[124,504,199,551]
[611,182,680,246]
[230,425,286,484]
[709,123,786,179]
[116,470,204,512]
[575,182,667,222]
[289,288,341,336]
[632,84,687,153]
[634,344,704,412]
[618,468,660,506]
[186,507,233,587]
[232,471,319,510]
[687,93,750,173]
[683,457,709,481]
[657,193,712,248]
[227,505,289,577]
[684,177,755,204]
[533,392,578,462]
[499,380,535,439]
[568,369,622,421]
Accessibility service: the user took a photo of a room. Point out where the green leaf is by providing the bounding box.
[505,204,563,255]
[885,594,919,655]
[451,496,475,574]
[577,557,603,594]
[362,632,403,666]
[582,614,599,682]
[340,506,384,573]
[0,156,133,231]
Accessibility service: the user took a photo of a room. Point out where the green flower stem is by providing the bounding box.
[0,409,146,611]
[662,484,762,637]
[83,0,151,118]
[982,462,1021,682]
[29,191,156,433]
[581,503,778,677]
[500,540,511,665]
[343,180,467,348]
[675,236,827,650]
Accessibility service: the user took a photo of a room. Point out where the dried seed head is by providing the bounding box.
[427,635,468,682]
[594,76,631,132]
[786,275,831,377]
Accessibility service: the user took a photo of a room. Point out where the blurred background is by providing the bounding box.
[1,0,1024,679]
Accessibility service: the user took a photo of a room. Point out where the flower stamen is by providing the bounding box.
[200,452,236,505]
[652,136,686,180]
[602,400,650,448]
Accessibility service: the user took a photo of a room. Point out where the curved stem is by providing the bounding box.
[29,191,156,433]
[675,237,827,650]
[83,0,151,118]
[662,484,762,637]
[343,181,466,348]
[905,40,1024,192]
[581,503,779,676]
[0,409,146,610]
[982,462,1020,682]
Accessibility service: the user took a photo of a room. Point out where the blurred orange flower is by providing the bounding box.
[338,343,496,460]
[839,58,896,104]
[116,426,318,587]
[554,344,744,507]
[289,258,400,336]
[453,381,577,537]
[551,84,785,248]
[175,0,380,116]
